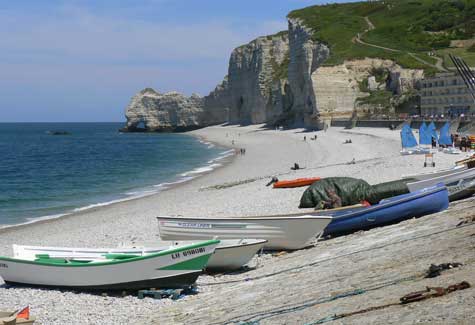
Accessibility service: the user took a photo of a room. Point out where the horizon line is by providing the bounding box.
[0,121,125,123]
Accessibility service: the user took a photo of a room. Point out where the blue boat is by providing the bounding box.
[316,184,449,237]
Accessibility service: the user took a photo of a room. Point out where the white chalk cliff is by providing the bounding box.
[123,19,424,132]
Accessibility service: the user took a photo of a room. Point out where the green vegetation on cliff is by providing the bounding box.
[288,0,475,71]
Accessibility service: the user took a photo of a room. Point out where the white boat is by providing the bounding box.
[156,215,332,250]
[0,240,219,290]
[403,164,467,181]
[443,147,462,155]
[13,239,267,272]
[400,147,431,155]
[407,167,475,192]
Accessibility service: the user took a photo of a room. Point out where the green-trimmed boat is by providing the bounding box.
[0,240,219,291]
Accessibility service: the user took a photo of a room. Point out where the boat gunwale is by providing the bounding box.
[214,239,268,250]
[402,164,466,180]
[14,239,269,257]
[407,168,475,188]
[0,240,219,267]
[157,215,332,221]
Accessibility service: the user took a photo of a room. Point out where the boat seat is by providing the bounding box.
[103,254,139,260]
[34,255,91,265]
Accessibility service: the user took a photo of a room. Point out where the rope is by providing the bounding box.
[218,276,419,325]
[305,281,471,324]
[200,222,475,287]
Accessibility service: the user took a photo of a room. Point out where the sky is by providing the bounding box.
[0,0,355,122]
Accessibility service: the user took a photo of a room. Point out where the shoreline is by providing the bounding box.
[0,133,237,234]
[2,124,468,237]
[1,124,473,325]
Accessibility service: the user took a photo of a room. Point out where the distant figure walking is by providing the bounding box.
[460,137,466,152]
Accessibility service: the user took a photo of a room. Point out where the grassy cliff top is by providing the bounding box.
[288,0,475,72]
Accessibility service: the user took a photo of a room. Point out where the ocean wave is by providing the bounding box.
[153,176,194,188]
[72,197,137,212]
[1,146,233,230]
[180,163,222,177]
[208,149,235,163]
[0,212,71,230]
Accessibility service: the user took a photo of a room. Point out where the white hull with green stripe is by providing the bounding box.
[0,240,219,290]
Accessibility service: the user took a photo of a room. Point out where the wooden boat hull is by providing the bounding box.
[156,216,332,250]
[13,239,267,272]
[407,168,475,192]
[0,240,219,290]
[314,184,449,237]
[273,177,320,188]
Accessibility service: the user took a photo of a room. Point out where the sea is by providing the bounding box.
[0,123,232,227]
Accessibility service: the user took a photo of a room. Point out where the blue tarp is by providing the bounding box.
[419,122,431,145]
[400,124,418,148]
[439,122,452,145]
[428,121,438,142]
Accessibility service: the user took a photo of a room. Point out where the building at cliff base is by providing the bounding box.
[419,72,475,117]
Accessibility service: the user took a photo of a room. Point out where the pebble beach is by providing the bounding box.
[1,125,474,324]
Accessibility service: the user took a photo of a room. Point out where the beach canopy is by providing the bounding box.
[401,124,418,148]
[419,122,431,145]
[428,121,438,142]
[439,122,452,146]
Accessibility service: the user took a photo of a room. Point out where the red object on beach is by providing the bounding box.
[360,200,371,207]
[17,306,29,319]
[273,177,321,188]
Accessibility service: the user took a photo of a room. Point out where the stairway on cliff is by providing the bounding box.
[458,121,475,135]
[450,117,461,134]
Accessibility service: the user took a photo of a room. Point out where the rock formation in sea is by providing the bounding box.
[122,20,424,132]
[122,88,205,132]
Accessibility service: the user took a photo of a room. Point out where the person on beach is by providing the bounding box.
[323,188,342,209]
[460,137,466,152]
